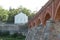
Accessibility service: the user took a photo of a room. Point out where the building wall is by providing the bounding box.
[14,12,28,24]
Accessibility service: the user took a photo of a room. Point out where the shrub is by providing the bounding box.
[1,31,10,37]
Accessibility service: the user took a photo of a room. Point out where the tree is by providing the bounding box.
[28,12,35,20]
[0,6,9,22]
[0,6,35,23]
[7,6,32,23]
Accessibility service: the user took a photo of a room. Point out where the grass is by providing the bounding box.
[0,36,25,40]
[0,31,26,40]
[0,37,25,40]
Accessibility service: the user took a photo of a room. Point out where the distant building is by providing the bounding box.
[14,12,28,24]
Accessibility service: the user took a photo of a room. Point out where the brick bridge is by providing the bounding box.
[26,0,60,40]
[28,0,60,28]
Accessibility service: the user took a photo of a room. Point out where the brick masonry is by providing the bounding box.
[26,0,60,40]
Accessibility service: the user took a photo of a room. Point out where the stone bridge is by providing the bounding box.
[26,0,60,40]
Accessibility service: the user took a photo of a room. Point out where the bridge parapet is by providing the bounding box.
[28,0,60,28]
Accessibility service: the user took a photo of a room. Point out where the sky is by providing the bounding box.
[0,0,48,12]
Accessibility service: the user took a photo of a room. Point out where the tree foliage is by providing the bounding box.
[0,6,35,23]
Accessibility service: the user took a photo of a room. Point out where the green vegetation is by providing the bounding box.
[0,6,35,23]
[0,31,26,40]
[0,6,35,40]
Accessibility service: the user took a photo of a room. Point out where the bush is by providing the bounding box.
[11,32,18,38]
[17,33,26,39]
[1,31,10,37]
[0,31,26,40]
[11,32,26,39]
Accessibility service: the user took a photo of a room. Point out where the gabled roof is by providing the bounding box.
[15,12,27,17]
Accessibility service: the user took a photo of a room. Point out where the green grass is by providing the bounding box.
[0,34,26,40]
[0,37,25,40]
[0,31,26,40]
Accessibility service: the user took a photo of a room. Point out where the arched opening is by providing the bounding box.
[55,6,60,21]
[37,19,41,26]
[44,13,51,25]
[33,22,35,27]
[29,24,31,28]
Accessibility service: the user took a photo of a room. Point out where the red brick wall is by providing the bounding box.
[29,0,60,28]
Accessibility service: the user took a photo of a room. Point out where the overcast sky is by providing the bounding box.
[0,0,48,12]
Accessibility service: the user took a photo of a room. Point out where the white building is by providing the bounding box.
[14,12,28,24]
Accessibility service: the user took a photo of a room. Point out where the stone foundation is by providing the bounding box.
[25,24,44,40]
[26,20,60,40]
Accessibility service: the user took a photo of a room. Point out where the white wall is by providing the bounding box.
[14,12,28,24]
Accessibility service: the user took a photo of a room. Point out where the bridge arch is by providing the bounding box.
[37,18,41,26]
[55,2,60,21]
[29,23,32,28]
[43,13,51,25]
[33,22,35,27]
